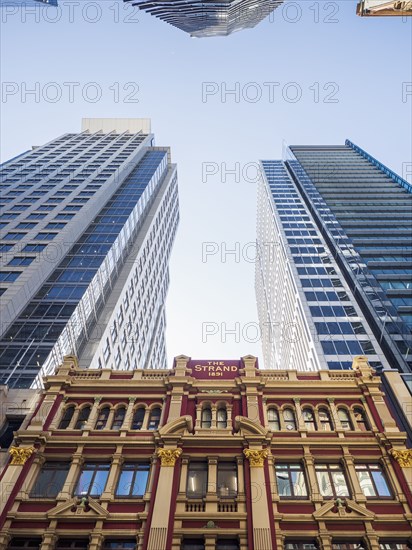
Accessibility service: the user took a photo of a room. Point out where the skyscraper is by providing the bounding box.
[256,140,412,375]
[0,118,179,388]
[126,0,283,38]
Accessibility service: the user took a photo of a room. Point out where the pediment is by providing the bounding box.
[158,415,193,436]
[234,415,268,436]
[313,498,375,521]
[47,496,109,519]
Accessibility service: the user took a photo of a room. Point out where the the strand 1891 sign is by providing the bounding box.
[187,360,240,379]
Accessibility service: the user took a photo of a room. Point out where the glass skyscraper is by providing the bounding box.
[126,0,283,37]
[0,119,179,388]
[256,140,412,374]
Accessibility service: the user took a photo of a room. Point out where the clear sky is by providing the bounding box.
[1,0,411,365]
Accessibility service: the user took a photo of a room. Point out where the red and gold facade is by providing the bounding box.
[0,354,411,550]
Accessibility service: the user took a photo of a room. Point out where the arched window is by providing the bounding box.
[338,408,353,431]
[58,405,75,429]
[201,407,212,428]
[283,408,297,431]
[111,406,126,430]
[318,408,333,431]
[217,407,227,429]
[132,408,145,430]
[267,408,280,431]
[353,408,369,432]
[74,405,91,430]
[95,406,110,430]
[148,407,161,430]
[302,408,316,430]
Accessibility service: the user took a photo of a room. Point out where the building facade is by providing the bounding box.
[256,140,412,376]
[0,119,179,388]
[125,0,283,37]
[0,354,411,549]
[356,0,412,16]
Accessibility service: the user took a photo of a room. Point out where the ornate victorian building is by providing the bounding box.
[0,354,411,550]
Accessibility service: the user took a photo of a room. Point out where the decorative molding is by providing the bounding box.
[243,448,268,467]
[157,448,182,467]
[9,446,35,465]
[313,498,375,520]
[390,448,412,467]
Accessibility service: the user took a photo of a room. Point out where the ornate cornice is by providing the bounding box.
[9,446,35,465]
[157,448,182,467]
[390,448,412,467]
[243,448,268,467]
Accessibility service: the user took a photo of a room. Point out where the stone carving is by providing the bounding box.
[157,448,182,467]
[390,448,412,467]
[243,448,268,467]
[9,446,35,465]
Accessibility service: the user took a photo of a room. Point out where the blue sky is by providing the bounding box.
[1,0,411,364]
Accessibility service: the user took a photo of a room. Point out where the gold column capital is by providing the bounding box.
[9,446,35,465]
[157,448,182,467]
[390,448,412,467]
[243,448,268,467]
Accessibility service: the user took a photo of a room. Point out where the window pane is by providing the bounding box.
[133,467,149,496]
[331,470,349,496]
[132,408,145,430]
[187,462,208,498]
[30,463,69,498]
[316,470,334,497]
[217,463,237,497]
[371,470,391,496]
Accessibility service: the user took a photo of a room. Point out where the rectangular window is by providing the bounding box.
[115,463,150,497]
[0,271,21,282]
[30,462,70,498]
[332,543,366,550]
[181,540,205,550]
[355,464,391,497]
[315,464,350,498]
[101,541,136,550]
[187,462,208,498]
[7,257,35,266]
[285,542,318,550]
[4,232,26,240]
[56,540,90,549]
[75,463,110,497]
[23,244,46,252]
[216,541,239,550]
[217,462,237,498]
[7,539,42,549]
[275,463,308,498]
[34,232,57,240]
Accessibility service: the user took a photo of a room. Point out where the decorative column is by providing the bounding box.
[390,449,412,498]
[0,446,36,517]
[207,457,218,512]
[58,448,84,500]
[327,398,344,436]
[293,398,306,432]
[124,397,136,429]
[84,397,102,431]
[243,448,274,550]
[178,457,189,496]
[41,532,57,550]
[101,448,123,499]
[146,448,182,550]
[89,533,104,550]
[342,451,366,502]
[303,451,321,502]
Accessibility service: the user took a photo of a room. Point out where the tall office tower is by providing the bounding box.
[256,140,412,374]
[125,0,283,37]
[0,118,179,388]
